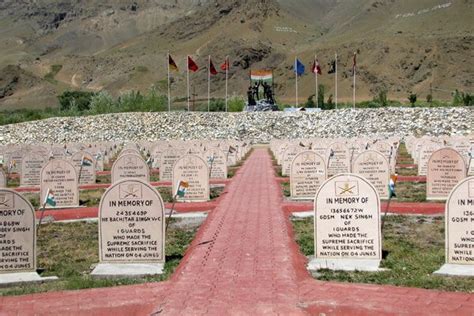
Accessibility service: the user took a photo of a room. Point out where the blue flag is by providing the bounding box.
[294,59,305,76]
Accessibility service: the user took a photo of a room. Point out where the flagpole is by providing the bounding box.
[37,188,50,236]
[335,53,338,109]
[225,56,229,112]
[295,56,298,107]
[353,53,356,109]
[315,55,318,108]
[187,56,190,112]
[208,55,211,112]
[167,52,171,112]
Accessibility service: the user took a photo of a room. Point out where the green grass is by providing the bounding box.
[0,221,198,296]
[44,64,63,84]
[292,216,474,292]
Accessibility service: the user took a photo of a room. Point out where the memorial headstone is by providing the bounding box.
[0,188,58,285]
[160,149,184,181]
[111,154,149,183]
[352,150,390,199]
[40,159,79,208]
[290,151,326,200]
[427,148,467,200]
[282,146,303,176]
[91,179,165,277]
[434,176,474,276]
[307,173,383,271]
[418,143,441,176]
[327,143,351,177]
[204,148,227,179]
[70,151,97,185]
[20,153,46,187]
[0,169,6,187]
[173,155,209,202]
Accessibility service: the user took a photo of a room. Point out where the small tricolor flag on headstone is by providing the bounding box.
[388,174,397,199]
[81,155,93,166]
[44,189,57,207]
[8,160,16,171]
[176,180,189,198]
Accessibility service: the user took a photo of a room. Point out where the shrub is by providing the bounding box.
[228,96,245,112]
[58,90,95,112]
[317,84,325,108]
[88,91,115,115]
[376,90,388,107]
[117,90,144,112]
[426,94,433,103]
[453,90,473,106]
[408,93,417,106]
[305,94,316,108]
[323,94,334,110]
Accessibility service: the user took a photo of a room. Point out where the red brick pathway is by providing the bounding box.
[1,149,472,315]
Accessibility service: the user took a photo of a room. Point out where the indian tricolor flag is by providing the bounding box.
[176,180,189,198]
[44,189,57,207]
[250,70,273,83]
[81,155,93,166]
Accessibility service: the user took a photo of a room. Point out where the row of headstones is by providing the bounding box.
[0,142,120,187]
[2,173,471,282]
[307,173,473,276]
[405,135,474,176]
[0,140,249,188]
[0,140,250,281]
[0,179,166,280]
[271,138,471,200]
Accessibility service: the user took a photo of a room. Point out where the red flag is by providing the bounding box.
[209,58,218,75]
[188,56,199,72]
[311,59,322,75]
[352,52,357,72]
[220,57,229,71]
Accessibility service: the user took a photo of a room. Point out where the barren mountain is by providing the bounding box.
[0,0,472,109]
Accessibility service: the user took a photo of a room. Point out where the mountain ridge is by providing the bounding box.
[0,0,472,109]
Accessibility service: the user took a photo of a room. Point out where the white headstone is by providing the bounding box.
[0,189,36,273]
[290,151,326,200]
[308,173,382,272]
[427,148,467,200]
[91,179,165,277]
[203,148,228,180]
[20,153,46,187]
[352,150,390,199]
[111,154,149,184]
[434,176,474,277]
[0,169,6,188]
[172,155,209,202]
[40,159,79,208]
[327,143,351,177]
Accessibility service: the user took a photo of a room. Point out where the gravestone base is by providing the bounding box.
[91,263,164,279]
[433,264,474,277]
[307,257,385,272]
[0,272,58,287]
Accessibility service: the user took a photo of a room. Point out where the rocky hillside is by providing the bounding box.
[0,0,472,109]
